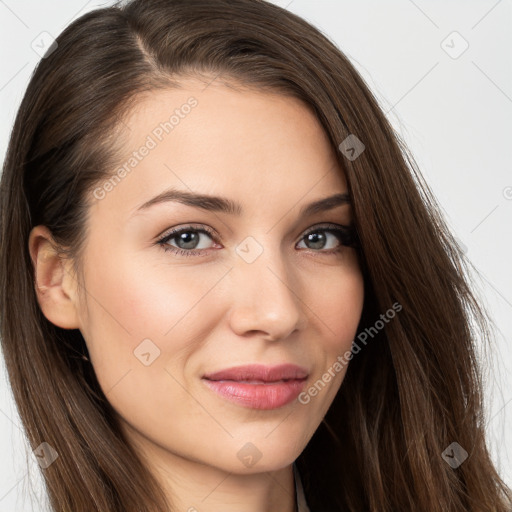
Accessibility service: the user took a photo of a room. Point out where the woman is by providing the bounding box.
[0,0,510,510]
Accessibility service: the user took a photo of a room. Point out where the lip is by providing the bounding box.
[202,364,309,410]
[203,363,309,382]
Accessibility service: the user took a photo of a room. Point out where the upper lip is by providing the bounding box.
[202,363,309,382]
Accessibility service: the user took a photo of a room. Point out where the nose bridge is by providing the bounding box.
[227,235,305,339]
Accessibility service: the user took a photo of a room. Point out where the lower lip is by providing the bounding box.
[202,378,307,410]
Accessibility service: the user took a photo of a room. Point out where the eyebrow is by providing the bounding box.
[133,187,350,218]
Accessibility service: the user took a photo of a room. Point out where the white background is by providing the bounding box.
[1,0,511,510]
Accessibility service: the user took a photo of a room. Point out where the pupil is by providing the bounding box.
[178,232,199,249]
[174,231,329,251]
[307,232,325,249]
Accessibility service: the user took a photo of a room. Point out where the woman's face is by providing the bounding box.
[69,79,364,475]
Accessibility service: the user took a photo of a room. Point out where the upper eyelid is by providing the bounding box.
[157,224,216,241]
[157,222,352,245]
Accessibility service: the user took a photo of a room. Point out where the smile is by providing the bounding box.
[201,363,309,410]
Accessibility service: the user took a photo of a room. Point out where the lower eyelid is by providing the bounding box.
[158,226,354,255]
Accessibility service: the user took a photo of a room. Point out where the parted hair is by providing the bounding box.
[1,0,511,510]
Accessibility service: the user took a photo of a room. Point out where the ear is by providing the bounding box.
[28,225,81,329]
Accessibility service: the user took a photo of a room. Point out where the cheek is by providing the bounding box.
[299,260,364,408]
[81,244,364,390]
[310,257,365,352]
[79,249,228,386]
[78,253,230,436]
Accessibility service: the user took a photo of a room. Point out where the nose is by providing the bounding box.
[226,245,306,341]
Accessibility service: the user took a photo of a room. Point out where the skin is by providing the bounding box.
[29,77,364,512]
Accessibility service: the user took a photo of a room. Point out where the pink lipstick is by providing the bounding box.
[202,363,308,410]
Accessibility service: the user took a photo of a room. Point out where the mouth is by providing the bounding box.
[214,379,298,384]
[201,363,309,410]
[202,363,309,382]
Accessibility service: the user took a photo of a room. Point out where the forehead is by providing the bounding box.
[91,78,348,220]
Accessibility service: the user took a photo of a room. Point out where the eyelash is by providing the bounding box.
[155,223,358,258]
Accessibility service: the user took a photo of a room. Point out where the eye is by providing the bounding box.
[156,225,219,257]
[297,224,357,254]
[156,223,357,257]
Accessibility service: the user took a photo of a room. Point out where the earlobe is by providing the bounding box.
[28,225,81,330]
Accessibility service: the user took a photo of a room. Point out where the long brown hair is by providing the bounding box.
[1,0,510,510]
